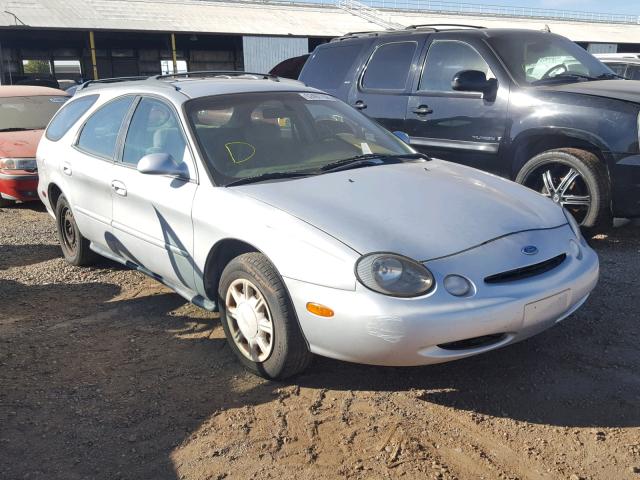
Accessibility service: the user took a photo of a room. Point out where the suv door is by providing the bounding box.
[70,95,135,250]
[111,96,199,290]
[349,37,425,133]
[405,37,510,175]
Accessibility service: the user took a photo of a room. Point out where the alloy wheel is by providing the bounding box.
[524,163,591,224]
[225,278,274,362]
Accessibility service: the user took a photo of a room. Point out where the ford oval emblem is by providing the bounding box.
[522,245,539,255]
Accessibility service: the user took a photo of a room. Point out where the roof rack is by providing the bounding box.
[152,71,279,81]
[405,24,486,31]
[80,76,149,90]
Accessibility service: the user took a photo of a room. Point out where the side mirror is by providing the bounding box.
[452,70,497,98]
[137,153,188,178]
[393,131,411,145]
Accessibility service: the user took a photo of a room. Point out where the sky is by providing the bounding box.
[471,0,639,15]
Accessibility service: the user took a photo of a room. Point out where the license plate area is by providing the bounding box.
[523,289,571,328]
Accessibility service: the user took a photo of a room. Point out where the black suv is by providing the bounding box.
[299,26,640,229]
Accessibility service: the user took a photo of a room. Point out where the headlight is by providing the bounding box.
[0,157,37,171]
[562,207,582,239]
[355,253,434,297]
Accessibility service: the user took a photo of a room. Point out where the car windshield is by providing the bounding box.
[486,32,615,86]
[185,91,414,185]
[0,95,68,131]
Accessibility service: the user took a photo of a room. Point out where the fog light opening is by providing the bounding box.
[444,275,474,297]
[306,302,334,317]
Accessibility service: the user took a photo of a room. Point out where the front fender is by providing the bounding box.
[191,187,359,296]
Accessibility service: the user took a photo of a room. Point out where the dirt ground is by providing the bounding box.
[0,203,639,480]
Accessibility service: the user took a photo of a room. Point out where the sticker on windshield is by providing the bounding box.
[299,92,336,101]
[49,97,68,103]
[361,142,372,155]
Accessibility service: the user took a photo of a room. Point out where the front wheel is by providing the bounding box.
[55,195,98,266]
[516,148,612,231]
[218,252,312,379]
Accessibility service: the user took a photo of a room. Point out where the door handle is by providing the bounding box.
[412,105,433,116]
[354,100,367,110]
[111,180,127,197]
[62,162,72,176]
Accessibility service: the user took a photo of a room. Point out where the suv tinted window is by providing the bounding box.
[122,98,188,169]
[77,96,134,159]
[420,40,493,92]
[46,95,98,141]
[301,43,363,92]
[362,41,417,90]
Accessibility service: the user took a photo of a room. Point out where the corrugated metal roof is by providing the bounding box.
[0,0,639,42]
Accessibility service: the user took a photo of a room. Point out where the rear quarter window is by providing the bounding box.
[46,95,99,142]
[300,43,364,94]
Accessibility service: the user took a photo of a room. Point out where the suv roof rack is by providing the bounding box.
[152,70,279,81]
[80,76,149,90]
[405,24,486,31]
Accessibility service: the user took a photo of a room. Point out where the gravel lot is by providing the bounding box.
[1,203,639,480]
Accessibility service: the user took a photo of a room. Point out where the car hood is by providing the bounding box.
[542,79,640,104]
[0,129,43,158]
[233,160,567,261]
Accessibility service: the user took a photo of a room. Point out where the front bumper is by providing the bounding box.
[0,171,39,202]
[284,226,599,366]
[612,153,640,217]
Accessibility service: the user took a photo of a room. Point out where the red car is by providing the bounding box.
[0,86,69,206]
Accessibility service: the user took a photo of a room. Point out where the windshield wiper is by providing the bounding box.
[225,171,313,187]
[320,153,428,173]
[597,72,625,80]
[0,127,35,132]
[532,73,599,85]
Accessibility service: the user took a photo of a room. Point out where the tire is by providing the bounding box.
[515,148,612,231]
[0,197,12,208]
[55,195,98,266]
[218,252,312,379]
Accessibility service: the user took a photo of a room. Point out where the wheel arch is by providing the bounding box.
[47,182,64,212]
[510,129,613,180]
[203,238,261,302]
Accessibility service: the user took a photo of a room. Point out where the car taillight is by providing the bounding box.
[0,157,37,171]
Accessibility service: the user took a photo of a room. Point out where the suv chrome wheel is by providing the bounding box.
[523,163,591,224]
[225,278,274,362]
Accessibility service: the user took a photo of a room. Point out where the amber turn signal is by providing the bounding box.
[306,302,334,317]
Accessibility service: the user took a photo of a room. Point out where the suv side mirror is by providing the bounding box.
[452,70,497,99]
[137,153,188,178]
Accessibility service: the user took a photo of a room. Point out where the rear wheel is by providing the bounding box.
[55,195,97,266]
[218,252,312,379]
[516,148,612,231]
[0,197,13,208]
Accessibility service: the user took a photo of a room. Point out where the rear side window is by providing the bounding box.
[420,40,493,92]
[361,41,417,90]
[301,43,363,93]
[76,96,134,159]
[46,95,98,141]
[604,63,628,77]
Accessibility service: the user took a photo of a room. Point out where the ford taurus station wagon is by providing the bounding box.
[37,73,599,379]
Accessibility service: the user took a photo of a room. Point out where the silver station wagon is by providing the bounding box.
[37,73,599,379]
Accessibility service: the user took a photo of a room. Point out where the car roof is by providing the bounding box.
[332,27,557,43]
[0,85,69,98]
[72,75,318,101]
